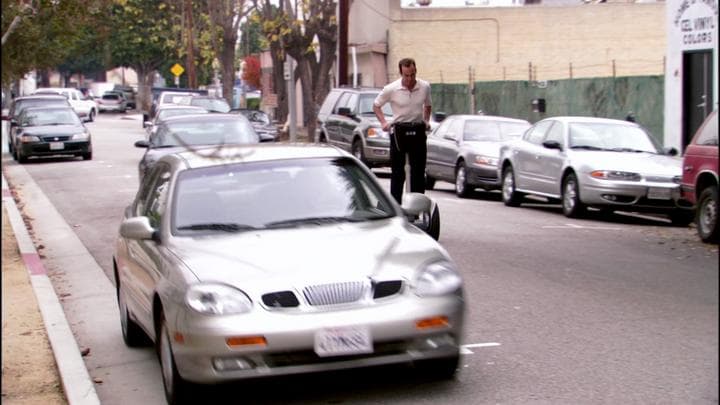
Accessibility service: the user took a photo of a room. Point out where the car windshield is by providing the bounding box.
[102,94,121,100]
[189,98,230,113]
[172,158,395,233]
[569,123,662,153]
[153,119,258,147]
[462,121,530,142]
[239,110,270,125]
[157,108,208,121]
[21,109,81,126]
[358,94,392,116]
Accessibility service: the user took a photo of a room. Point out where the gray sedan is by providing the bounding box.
[113,144,465,405]
[426,114,530,197]
[498,116,694,224]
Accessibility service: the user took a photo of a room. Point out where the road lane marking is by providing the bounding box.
[460,342,501,354]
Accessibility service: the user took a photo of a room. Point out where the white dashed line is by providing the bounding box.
[461,342,501,354]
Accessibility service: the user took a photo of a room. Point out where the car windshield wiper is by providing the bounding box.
[264,216,361,228]
[151,144,181,149]
[570,145,605,150]
[177,223,258,232]
[607,147,652,153]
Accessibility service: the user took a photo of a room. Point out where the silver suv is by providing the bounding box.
[316,87,393,167]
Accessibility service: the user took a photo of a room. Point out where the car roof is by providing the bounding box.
[157,105,207,111]
[446,114,531,124]
[542,116,637,125]
[14,94,68,101]
[20,105,76,113]
[165,143,349,170]
[162,112,245,123]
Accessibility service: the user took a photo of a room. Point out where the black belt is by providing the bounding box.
[393,122,425,129]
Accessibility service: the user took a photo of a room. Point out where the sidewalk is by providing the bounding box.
[2,171,100,405]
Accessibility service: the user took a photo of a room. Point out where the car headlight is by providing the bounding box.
[590,170,641,181]
[19,135,40,143]
[71,132,90,140]
[367,127,388,138]
[415,261,463,297]
[186,284,253,315]
[474,155,498,167]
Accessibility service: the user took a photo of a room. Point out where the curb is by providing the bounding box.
[1,174,101,405]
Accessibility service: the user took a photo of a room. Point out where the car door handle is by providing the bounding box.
[684,165,694,172]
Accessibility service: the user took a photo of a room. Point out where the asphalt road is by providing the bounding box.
[2,112,718,404]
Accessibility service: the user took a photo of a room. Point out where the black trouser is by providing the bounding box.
[390,122,427,204]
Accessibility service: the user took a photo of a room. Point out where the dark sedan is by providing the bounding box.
[13,106,92,163]
[134,113,261,182]
[230,108,278,142]
[426,114,531,197]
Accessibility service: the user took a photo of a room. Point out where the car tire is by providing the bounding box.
[425,173,436,190]
[415,353,459,380]
[696,186,719,242]
[15,148,27,164]
[82,151,93,161]
[88,109,96,122]
[562,172,586,218]
[351,138,366,165]
[427,202,440,241]
[669,209,694,227]
[116,270,149,347]
[158,312,192,405]
[501,166,523,207]
[455,162,473,198]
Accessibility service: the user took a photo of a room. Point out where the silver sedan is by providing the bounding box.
[113,144,465,404]
[426,114,530,197]
[498,116,694,224]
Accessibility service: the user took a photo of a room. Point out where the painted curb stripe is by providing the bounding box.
[23,252,46,275]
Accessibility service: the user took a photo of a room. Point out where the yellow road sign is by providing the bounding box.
[171,63,185,77]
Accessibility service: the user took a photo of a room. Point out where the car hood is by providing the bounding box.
[463,141,504,157]
[570,150,682,175]
[21,125,85,136]
[169,218,447,286]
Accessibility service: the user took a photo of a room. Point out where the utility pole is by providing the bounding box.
[338,0,349,86]
[185,0,196,88]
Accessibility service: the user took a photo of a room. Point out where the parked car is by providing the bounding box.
[97,92,128,113]
[143,105,209,139]
[498,116,693,224]
[149,91,197,120]
[182,95,231,113]
[2,94,72,154]
[12,106,92,163]
[231,108,278,142]
[34,87,98,122]
[133,113,261,182]
[680,110,718,242]
[316,87,394,167]
[112,85,137,109]
[426,114,531,197]
[143,87,208,125]
[112,143,465,404]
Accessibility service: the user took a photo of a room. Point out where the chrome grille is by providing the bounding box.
[303,281,367,306]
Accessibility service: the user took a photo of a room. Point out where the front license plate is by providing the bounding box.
[314,326,373,357]
[647,187,671,200]
[49,142,64,150]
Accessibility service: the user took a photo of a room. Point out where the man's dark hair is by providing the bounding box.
[398,58,416,73]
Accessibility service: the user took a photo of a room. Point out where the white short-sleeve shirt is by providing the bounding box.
[373,78,432,124]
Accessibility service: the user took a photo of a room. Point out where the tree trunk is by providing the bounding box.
[297,58,316,142]
[221,40,236,107]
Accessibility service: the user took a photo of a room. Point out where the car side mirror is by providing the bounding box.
[542,140,563,151]
[134,140,150,148]
[119,216,156,241]
[337,107,354,117]
[664,147,678,156]
[143,121,151,128]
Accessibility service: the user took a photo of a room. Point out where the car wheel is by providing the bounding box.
[318,132,328,143]
[351,138,366,165]
[562,172,586,218]
[696,186,719,242]
[88,109,96,122]
[415,353,459,380]
[116,272,148,347]
[158,312,192,405]
[455,162,473,198]
[501,166,523,207]
[82,151,92,161]
[425,172,436,190]
[15,148,27,164]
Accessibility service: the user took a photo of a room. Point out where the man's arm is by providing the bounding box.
[373,104,390,131]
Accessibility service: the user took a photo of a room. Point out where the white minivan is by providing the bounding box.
[34,87,98,122]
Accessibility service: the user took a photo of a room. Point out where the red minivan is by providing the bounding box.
[681,110,718,243]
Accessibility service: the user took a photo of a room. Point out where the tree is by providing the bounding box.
[206,0,254,106]
[107,0,180,111]
[255,0,337,140]
[242,55,261,90]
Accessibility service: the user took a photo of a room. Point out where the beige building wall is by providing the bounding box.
[386,1,666,84]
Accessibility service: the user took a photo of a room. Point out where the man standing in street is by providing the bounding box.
[373,58,432,204]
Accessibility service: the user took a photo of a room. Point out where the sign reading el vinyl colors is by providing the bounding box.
[673,0,718,48]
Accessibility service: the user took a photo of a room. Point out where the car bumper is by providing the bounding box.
[466,165,501,189]
[171,294,464,383]
[363,138,391,166]
[99,105,125,112]
[18,141,91,157]
[579,176,684,211]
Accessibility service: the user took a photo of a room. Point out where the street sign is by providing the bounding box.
[171,63,185,77]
